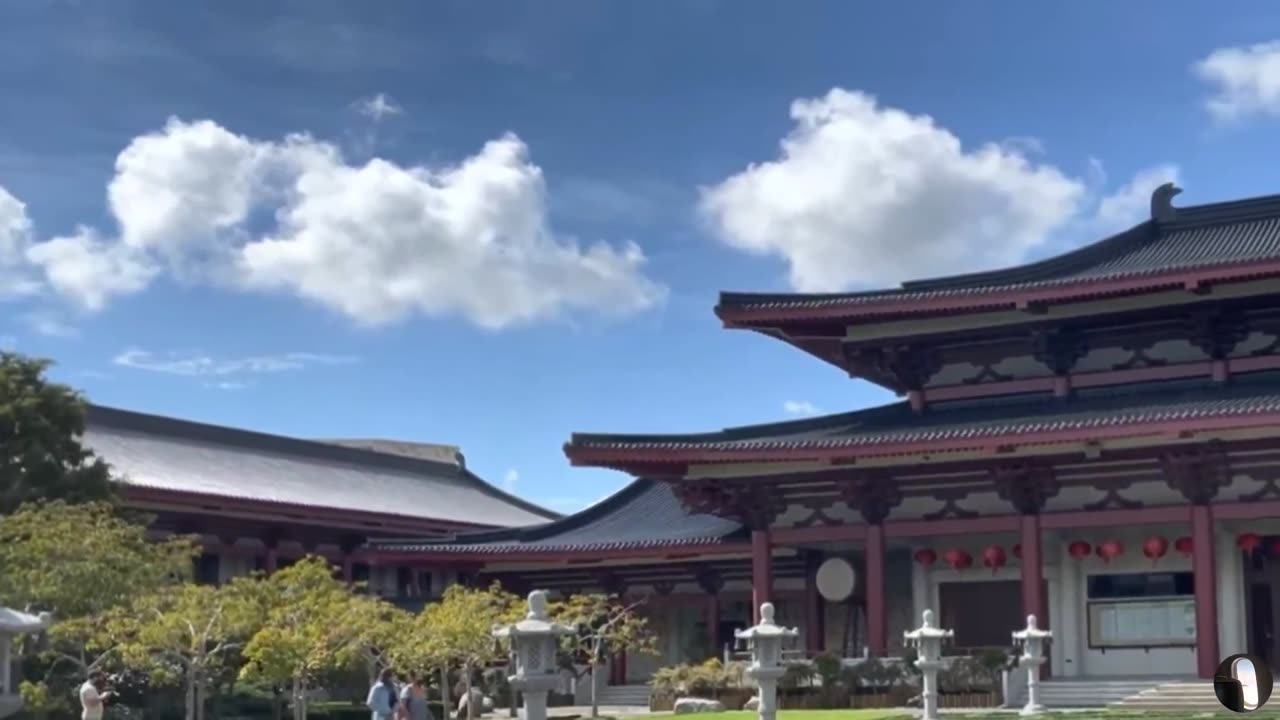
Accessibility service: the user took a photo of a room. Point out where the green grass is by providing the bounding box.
[624,707,1280,712]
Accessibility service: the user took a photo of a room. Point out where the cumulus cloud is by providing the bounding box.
[113,349,358,376]
[9,118,664,329]
[783,400,821,416]
[1091,164,1181,234]
[701,89,1178,292]
[0,187,41,299]
[502,469,519,493]
[1195,40,1280,122]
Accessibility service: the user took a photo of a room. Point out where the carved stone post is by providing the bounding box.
[493,591,577,720]
[1012,615,1052,716]
[905,609,953,720]
[737,603,798,720]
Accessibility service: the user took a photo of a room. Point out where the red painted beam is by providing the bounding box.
[886,515,1021,538]
[1212,500,1280,520]
[1039,505,1190,530]
[772,525,866,544]
[368,541,753,565]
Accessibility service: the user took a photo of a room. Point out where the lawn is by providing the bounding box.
[619,711,1280,720]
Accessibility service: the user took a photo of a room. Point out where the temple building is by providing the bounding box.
[373,185,1280,684]
[83,404,558,608]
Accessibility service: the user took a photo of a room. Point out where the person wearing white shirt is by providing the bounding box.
[79,671,113,720]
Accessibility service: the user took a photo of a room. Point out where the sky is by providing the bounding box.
[5,2,1280,515]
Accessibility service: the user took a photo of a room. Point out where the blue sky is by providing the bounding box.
[4,1,1280,514]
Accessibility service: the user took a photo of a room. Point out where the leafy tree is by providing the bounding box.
[0,352,114,512]
[0,500,201,711]
[421,583,521,720]
[239,556,364,720]
[347,593,414,684]
[112,578,266,720]
[551,592,658,718]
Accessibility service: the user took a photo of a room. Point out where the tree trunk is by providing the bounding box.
[185,675,198,720]
[271,687,284,720]
[464,661,475,720]
[292,675,306,720]
[589,661,599,719]
[440,666,451,718]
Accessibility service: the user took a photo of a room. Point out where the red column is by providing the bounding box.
[804,552,824,654]
[706,594,720,658]
[751,529,773,623]
[1020,514,1044,621]
[264,546,279,574]
[342,554,354,583]
[866,523,887,656]
[1191,504,1220,679]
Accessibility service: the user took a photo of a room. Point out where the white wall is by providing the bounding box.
[907,526,1244,678]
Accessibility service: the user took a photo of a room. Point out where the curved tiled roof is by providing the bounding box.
[85,405,558,528]
[718,191,1280,316]
[370,478,745,554]
[568,371,1280,456]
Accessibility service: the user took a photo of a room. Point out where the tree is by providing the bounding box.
[112,578,265,720]
[551,593,658,718]
[239,556,365,720]
[348,593,414,684]
[0,499,201,711]
[0,352,114,513]
[421,583,521,720]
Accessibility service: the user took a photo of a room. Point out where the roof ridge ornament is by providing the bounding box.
[1151,182,1183,223]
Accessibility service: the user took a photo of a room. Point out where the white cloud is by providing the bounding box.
[0,187,41,299]
[783,400,821,416]
[701,89,1181,292]
[25,227,156,311]
[113,349,358,376]
[502,468,519,493]
[1195,41,1280,122]
[354,93,402,121]
[15,118,665,330]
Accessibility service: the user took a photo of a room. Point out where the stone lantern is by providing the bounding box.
[735,603,798,720]
[1011,614,1052,716]
[0,608,51,719]
[493,591,576,720]
[904,609,953,720]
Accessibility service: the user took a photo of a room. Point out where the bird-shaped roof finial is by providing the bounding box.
[1151,183,1183,223]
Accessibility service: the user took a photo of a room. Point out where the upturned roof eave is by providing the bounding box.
[716,255,1280,326]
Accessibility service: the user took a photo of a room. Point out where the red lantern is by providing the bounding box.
[1238,533,1263,554]
[913,548,938,567]
[982,545,1008,574]
[1067,541,1092,559]
[1174,537,1194,556]
[1097,540,1124,564]
[1142,536,1169,565]
[1013,543,1022,560]
[943,549,973,570]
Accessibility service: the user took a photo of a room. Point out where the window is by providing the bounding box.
[1087,572,1193,599]
[1086,572,1196,648]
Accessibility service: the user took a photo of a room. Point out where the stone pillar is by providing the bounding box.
[1191,504,1220,679]
[1056,539,1081,677]
[865,523,887,656]
[751,530,773,623]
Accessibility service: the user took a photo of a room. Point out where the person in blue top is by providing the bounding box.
[367,668,399,720]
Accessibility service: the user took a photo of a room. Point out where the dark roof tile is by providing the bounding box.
[85,405,558,527]
[370,478,744,553]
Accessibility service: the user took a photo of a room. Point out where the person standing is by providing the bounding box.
[79,671,113,720]
[398,675,434,720]
[367,668,399,720]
